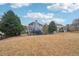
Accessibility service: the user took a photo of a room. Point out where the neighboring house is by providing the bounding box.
[63,26,68,32]
[56,24,64,32]
[71,19,79,31]
[68,19,79,32]
[27,20,43,35]
[61,18,79,32]
[0,31,5,39]
[27,21,64,34]
[63,24,70,32]
[69,24,76,31]
[58,24,70,32]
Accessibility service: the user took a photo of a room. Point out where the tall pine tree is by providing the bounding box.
[0,10,23,37]
[48,21,57,34]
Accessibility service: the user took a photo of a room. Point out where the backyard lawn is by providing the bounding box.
[0,32,79,56]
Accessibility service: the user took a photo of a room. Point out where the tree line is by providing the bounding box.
[0,10,57,39]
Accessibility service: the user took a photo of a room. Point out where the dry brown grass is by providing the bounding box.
[0,32,79,56]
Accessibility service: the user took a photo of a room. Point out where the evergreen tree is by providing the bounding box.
[0,10,23,37]
[48,21,57,34]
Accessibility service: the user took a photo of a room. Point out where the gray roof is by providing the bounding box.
[29,22,43,26]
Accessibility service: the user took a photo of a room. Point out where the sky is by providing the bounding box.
[0,3,79,26]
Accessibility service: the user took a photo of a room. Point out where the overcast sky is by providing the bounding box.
[0,3,79,25]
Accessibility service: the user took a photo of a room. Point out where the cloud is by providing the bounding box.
[24,11,65,24]
[47,3,79,13]
[10,3,31,8]
[25,12,54,20]
[0,3,6,5]
[52,18,65,25]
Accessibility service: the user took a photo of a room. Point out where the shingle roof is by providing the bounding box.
[29,21,42,26]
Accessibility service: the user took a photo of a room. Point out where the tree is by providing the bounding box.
[21,25,27,34]
[48,21,57,34]
[66,24,70,32]
[0,10,23,37]
[43,24,48,34]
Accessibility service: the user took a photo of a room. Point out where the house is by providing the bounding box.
[71,19,79,31]
[68,18,79,32]
[0,31,5,40]
[56,24,64,32]
[27,20,43,35]
[61,18,79,32]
